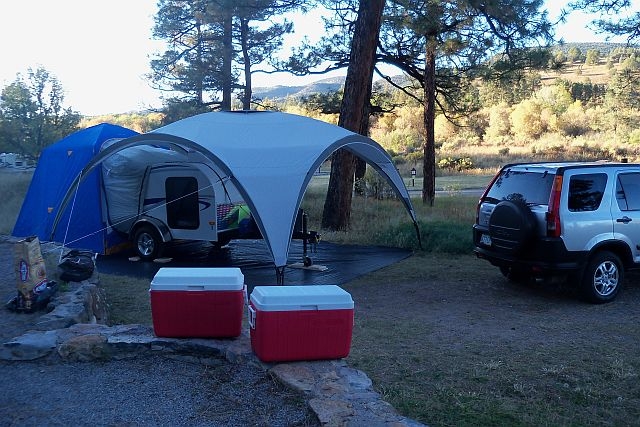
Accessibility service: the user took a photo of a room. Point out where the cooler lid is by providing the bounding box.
[250,285,353,311]
[150,267,244,291]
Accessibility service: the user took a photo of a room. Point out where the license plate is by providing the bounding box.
[480,234,492,246]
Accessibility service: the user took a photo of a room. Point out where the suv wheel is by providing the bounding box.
[488,200,536,254]
[581,251,623,303]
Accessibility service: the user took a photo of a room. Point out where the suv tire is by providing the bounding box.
[488,200,536,254]
[581,251,623,304]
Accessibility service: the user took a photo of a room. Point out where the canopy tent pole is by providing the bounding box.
[413,219,423,250]
[59,170,83,263]
[275,266,285,285]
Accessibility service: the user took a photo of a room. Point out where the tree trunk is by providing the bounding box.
[321,0,385,230]
[422,36,437,206]
[195,23,205,105]
[221,13,233,111]
[354,107,370,181]
[240,18,252,110]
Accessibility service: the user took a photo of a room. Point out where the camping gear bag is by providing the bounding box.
[14,236,48,311]
[5,280,59,313]
[58,250,95,282]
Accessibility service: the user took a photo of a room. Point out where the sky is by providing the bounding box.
[0,0,635,116]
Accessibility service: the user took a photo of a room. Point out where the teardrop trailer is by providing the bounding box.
[99,143,264,261]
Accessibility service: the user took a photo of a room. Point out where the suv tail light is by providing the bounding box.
[546,175,563,237]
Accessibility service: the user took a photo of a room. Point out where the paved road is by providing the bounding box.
[408,188,484,198]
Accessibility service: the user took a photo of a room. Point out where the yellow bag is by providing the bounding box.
[14,236,48,310]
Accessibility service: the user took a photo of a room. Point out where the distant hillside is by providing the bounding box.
[253,76,345,100]
[252,75,413,101]
[552,42,632,57]
[253,42,638,101]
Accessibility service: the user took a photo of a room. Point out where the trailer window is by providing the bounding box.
[165,177,199,229]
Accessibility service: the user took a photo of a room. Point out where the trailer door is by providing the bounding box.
[164,175,217,241]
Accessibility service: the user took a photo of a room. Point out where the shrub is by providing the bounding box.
[628,129,640,145]
[557,101,590,137]
[510,99,546,139]
[435,114,457,142]
[354,168,398,200]
[484,103,512,141]
[437,157,474,171]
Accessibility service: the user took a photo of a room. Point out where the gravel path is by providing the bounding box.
[0,355,314,427]
[0,238,319,426]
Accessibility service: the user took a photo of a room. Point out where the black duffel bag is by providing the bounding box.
[58,250,96,282]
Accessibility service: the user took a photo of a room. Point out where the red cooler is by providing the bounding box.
[150,267,245,338]
[248,285,354,362]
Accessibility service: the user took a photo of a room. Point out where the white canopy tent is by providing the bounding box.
[53,111,419,277]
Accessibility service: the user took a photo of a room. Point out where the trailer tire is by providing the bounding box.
[134,225,162,261]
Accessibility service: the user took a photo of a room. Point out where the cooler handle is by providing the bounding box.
[248,305,256,329]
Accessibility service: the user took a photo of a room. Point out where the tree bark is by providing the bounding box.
[240,18,252,110]
[221,12,233,111]
[422,36,437,206]
[354,108,370,181]
[321,0,385,230]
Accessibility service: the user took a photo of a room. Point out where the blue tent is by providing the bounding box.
[12,123,139,254]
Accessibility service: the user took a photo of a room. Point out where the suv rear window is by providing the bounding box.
[485,169,554,205]
[568,173,607,212]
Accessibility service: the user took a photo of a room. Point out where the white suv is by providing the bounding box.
[473,161,640,303]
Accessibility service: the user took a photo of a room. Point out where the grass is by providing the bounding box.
[341,253,640,426]
[302,175,481,252]
[99,274,153,325]
[0,170,33,234]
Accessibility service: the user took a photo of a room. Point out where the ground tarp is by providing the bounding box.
[96,239,412,290]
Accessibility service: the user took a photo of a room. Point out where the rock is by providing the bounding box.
[226,332,254,363]
[270,363,317,393]
[308,397,355,426]
[58,334,110,361]
[0,330,58,361]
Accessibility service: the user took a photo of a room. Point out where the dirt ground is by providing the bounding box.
[342,253,640,425]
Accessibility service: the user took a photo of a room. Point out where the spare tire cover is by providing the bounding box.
[488,200,537,254]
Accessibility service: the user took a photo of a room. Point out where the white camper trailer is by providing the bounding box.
[101,144,257,260]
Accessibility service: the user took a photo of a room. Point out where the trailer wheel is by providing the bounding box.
[134,225,162,261]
